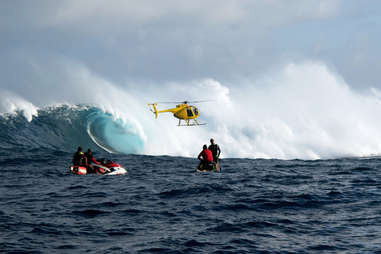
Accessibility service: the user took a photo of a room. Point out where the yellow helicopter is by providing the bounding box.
[148,101,207,126]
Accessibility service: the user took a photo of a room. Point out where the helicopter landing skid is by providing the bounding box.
[178,123,207,126]
[178,119,206,126]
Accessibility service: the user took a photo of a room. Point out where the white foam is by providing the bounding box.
[0,90,39,121]
[4,59,381,159]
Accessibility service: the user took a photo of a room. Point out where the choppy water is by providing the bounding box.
[2,151,381,253]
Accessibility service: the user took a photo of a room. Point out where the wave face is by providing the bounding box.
[0,105,144,154]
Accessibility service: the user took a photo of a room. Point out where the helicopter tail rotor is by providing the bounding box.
[148,103,159,118]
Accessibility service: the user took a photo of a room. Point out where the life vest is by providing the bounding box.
[202,149,214,162]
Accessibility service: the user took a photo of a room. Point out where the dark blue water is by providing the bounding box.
[2,106,381,253]
[2,151,381,253]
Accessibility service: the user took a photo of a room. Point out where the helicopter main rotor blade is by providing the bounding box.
[186,100,213,103]
[154,101,182,104]
[154,100,213,104]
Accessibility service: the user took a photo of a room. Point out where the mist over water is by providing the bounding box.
[1,60,381,159]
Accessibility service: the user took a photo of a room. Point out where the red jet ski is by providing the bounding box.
[70,159,127,175]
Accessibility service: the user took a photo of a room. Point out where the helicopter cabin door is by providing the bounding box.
[187,108,193,117]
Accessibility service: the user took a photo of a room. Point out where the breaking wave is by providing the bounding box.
[0,105,144,154]
[2,60,381,159]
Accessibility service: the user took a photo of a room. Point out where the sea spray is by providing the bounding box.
[2,61,381,159]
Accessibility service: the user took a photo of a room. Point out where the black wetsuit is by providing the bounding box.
[73,152,86,166]
[208,144,221,162]
[85,153,93,165]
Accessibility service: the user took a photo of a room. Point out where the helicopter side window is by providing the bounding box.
[193,107,198,116]
[187,108,193,117]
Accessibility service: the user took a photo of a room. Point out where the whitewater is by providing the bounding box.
[2,61,381,159]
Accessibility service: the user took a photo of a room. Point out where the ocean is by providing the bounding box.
[1,106,381,253]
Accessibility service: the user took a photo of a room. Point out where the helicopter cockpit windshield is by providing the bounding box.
[193,107,199,116]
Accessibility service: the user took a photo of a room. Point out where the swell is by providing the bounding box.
[0,104,144,154]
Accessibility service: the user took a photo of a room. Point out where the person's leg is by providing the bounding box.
[197,160,203,170]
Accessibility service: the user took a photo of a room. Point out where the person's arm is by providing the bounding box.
[92,157,100,165]
[217,145,221,158]
[82,155,88,165]
[197,151,203,160]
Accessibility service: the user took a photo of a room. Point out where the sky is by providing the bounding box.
[1,0,380,91]
[1,0,381,159]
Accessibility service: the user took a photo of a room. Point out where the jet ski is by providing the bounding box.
[70,158,127,175]
[196,160,220,172]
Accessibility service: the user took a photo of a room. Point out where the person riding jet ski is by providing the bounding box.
[73,146,87,166]
[84,149,100,173]
[197,144,215,171]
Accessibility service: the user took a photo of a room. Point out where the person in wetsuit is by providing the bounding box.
[208,138,221,163]
[84,149,100,173]
[197,144,214,170]
[73,146,87,166]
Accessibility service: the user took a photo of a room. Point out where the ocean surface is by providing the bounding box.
[2,152,381,253]
[2,106,381,253]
